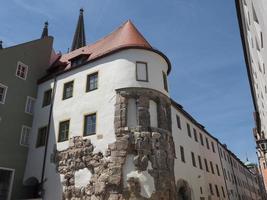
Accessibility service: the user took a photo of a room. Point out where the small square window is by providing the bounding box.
[25,97,35,114]
[63,81,74,100]
[20,125,31,146]
[136,62,148,82]
[58,120,70,142]
[16,62,28,80]
[42,89,52,107]
[162,71,168,91]
[84,113,96,136]
[86,72,98,92]
[36,126,47,148]
[0,83,8,104]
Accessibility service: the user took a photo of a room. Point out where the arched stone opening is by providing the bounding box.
[176,179,192,200]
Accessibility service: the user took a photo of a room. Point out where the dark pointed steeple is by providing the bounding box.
[0,41,3,49]
[71,8,86,51]
[41,21,49,38]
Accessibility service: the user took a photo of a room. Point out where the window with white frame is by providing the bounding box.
[0,83,8,104]
[20,126,31,146]
[25,97,35,114]
[16,62,28,80]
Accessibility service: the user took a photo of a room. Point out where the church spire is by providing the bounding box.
[41,21,49,38]
[71,8,86,51]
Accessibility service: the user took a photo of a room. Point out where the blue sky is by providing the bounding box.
[0,0,257,162]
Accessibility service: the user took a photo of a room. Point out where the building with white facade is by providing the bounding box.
[236,0,267,191]
[0,9,265,200]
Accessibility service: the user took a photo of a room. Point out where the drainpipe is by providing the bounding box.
[40,76,57,197]
[216,143,230,200]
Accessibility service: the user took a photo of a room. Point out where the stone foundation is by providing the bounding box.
[56,88,176,200]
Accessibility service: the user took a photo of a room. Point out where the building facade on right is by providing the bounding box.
[236,0,267,190]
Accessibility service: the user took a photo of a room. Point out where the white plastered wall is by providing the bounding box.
[24,49,169,199]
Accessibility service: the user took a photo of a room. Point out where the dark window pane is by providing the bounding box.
[191,152,196,167]
[193,128,198,142]
[84,113,96,136]
[42,89,52,107]
[163,71,168,91]
[63,81,74,100]
[58,120,70,142]
[86,73,98,92]
[187,123,191,137]
[176,115,181,129]
[36,126,47,147]
[198,155,203,170]
[180,146,185,163]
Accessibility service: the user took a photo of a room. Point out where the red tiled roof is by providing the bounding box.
[39,20,171,83]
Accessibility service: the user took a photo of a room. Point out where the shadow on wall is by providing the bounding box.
[176,179,192,200]
[22,112,63,199]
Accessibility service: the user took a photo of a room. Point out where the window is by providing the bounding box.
[216,164,220,176]
[210,161,214,174]
[36,126,47,147]
[149,100,158,127]
[206,137,210,149]
[186,123,191,137]
[180,146,185,163]
[199,133,204,145]
[198,155,203,170]
[63,81,74,100]
[84,113,96,136]
[176,115,181,129]
[20,126,31,146]
[0,83,8,104]
[191,152,196,167]
[204,158,209,172]
[86,72,98,92]
[215,185,220,197]
[25,97,35,114]
[211,141,215,153]
[136,62,148,81]
[193,128,198,142]
[16,62,28,80]
[42,89,52,107]
[162,71,168,91]
[58,120,70,142]
[0,168,14,200]
[209,183,214,195]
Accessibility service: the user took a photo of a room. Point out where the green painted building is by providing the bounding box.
[0,34,53,199]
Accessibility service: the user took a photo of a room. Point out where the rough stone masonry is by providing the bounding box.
[56,88,177,200]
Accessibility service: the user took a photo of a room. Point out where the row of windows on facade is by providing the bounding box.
[179,145,221,177]
[208,183,226,198]
[176,115,216,153]
[35,113,96,147]
[41,62,168,107]
[218,146,255,182]
[222,166,257,194]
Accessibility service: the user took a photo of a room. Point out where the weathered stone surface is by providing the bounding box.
[56,88,176,200]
